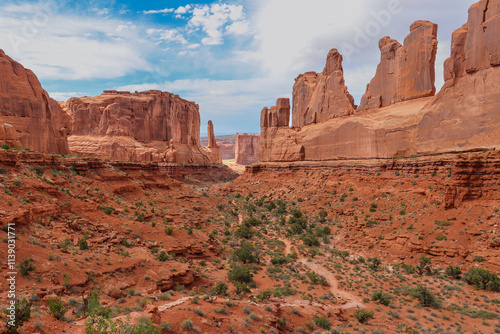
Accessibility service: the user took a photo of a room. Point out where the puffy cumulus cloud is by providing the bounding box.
[189,3,249,45]
[175,5,192,15]
[147,28,188,44]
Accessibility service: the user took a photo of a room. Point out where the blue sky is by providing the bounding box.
[0,0,476,135]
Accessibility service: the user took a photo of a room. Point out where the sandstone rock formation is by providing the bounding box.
[62,90,222,163]
[359,21,438,110]
[416,0,500,155]
[260,2,499,162]
[292,49,356,127]
[235,133,260,165]
[260,98,304,162]
[0,50,69,154]
[200,134,236,160]
[204,120,222,163]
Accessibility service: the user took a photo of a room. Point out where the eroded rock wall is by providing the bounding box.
[63,90,221,163]
[359,21,438,110]
[292,49,356,127]
[260,3,499,162]
[0,50,69,154]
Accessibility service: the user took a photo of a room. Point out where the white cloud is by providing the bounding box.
[142,8,174,15]
[147,28,188,44]
[175,5,192,15]
[189,4,249,45]
[226,21,250,35]
[93,8,109,16]
[0,4,153,80]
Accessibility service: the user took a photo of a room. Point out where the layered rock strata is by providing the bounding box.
[260,3,500,162]
[0,50,69,154]
[62,90,221,163]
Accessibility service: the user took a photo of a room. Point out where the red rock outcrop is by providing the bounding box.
[62,90,221,163]
[416,0,500,154]
[260,2,499,162]
[260,98,304,162]
[204,120,222,163]
[292,49,356,127]
[359,21,438,110]
[0,50,69,154]
[235,133,260,165]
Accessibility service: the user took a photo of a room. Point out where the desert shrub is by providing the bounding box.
[416,256,432,275]
[19,257,36,277]
[156,251,170,262]
[0,167,7,174]
[228,266,254,284]
[354,309,374,324]
[4,297,31,333]
[463,267,500,291]
[410,285,441,308]
[234,225,255,239]
[313,316,331,330]
[233,243,257,264]
[372,291,392,306]
[180,318,196,331]
[1,143,10,150]
[48,296,68,320]
[85,314,160,334]
[211,281,228,296]
[444,265,462,279]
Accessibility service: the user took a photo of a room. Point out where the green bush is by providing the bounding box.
[234,225,255,239]
[410,285,441,308]
[19,258,36,277]
[211,281,228,296]
[180,318,196,331]
[463,267,500,291]
[227,266,254,284]
[4,297,31,333]
[233,243,257,264]
[372,291,392,306]
[416,256,432,275]
[313,316,331,329]
[354,309,374,324]
[156,251,170,262]
[0,167,7,174]
[444,265,462,279]
[1,143,10,150]
[48,296,68,320]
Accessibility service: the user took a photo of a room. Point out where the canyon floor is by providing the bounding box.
[1,149,500,334]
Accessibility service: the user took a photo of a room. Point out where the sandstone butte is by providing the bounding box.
[0,50,222,164]
[235,133,260,165]
[61,91,222,163]
[0,50,70,154]
[260,1,500,162]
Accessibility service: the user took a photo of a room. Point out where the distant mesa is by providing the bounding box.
[235,133,260,165]
[260,0,500,162]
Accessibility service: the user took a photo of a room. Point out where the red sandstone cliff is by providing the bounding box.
[0,50,69,154]
[292,49,356,127]
[235,133,260,165]
[416,0,500,155]
[62,90,221,163]
[359,21,438,110]
[260,3,500,162]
